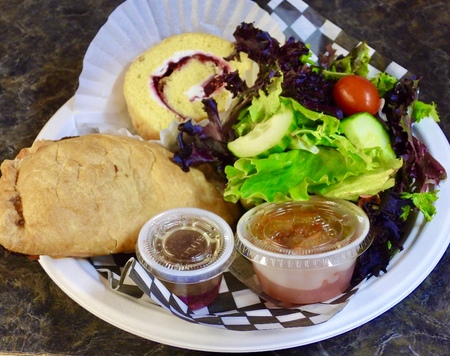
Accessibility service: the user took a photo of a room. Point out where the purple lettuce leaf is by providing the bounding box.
[172,99,236,175]
[227,23,343,118]
[353,192,412,282]
[382,77,447,193]
[353,78,447,281]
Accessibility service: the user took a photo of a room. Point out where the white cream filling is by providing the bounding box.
[149,50,232,112]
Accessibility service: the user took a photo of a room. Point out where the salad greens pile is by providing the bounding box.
[172,23,446,282]
[224,77,402,204]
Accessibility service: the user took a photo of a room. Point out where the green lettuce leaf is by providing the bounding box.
[233,76,284,137]
[313,159,402,200]
[224,148,351,203]
[322,42,372,79]
[401,191,439,221]
[370,72,398,97]
[412,100,440,123]
[224,147,402,204]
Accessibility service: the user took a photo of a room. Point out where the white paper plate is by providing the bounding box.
[35,0,450,351]
[37,97,450,352]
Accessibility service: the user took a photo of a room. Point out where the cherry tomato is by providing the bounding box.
[333,75,381,116]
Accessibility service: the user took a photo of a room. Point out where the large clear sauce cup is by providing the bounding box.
[236,197,371,304]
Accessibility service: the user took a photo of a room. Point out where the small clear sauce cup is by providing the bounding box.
[136,208,235,310]
[235,197,371,304]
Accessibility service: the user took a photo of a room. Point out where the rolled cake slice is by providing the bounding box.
[124,32,253,140]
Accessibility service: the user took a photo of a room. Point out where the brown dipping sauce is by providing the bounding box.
[163,229,210,263]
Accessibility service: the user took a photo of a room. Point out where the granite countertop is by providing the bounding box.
[0,0,449,354]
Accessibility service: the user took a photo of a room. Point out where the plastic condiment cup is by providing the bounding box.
[235,197,371,304]
[136,208,235,310]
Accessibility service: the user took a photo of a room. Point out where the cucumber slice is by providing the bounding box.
[228,111,295,158]
[340,112,396,158]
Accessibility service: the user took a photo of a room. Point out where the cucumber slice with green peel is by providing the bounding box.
[340,112,396,158]
[228,111,296,158]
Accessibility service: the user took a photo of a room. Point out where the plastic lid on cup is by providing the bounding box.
[136,208,235,284]
[235,197,372,269]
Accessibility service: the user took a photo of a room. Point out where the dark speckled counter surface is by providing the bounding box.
[1,0,449,354]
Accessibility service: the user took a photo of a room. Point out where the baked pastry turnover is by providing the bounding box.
[0,134,240,257]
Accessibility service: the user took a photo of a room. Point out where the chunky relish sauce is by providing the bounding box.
[250,203,356,252]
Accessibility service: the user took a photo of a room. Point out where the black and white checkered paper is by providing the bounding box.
[91,254,365,331]
[259,0,410,79]
[89,0,408,331]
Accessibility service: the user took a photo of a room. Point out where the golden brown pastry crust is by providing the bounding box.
[0,134,240,257]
